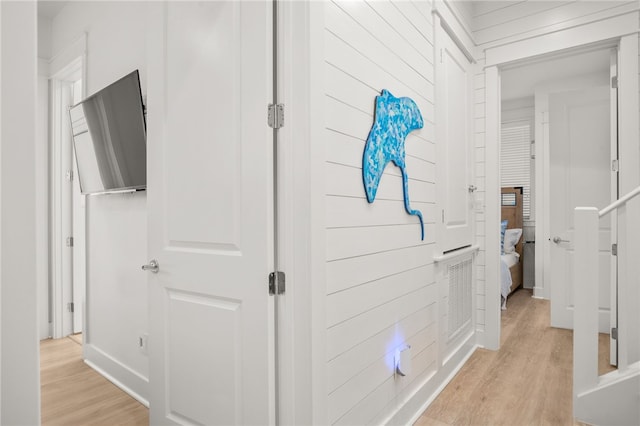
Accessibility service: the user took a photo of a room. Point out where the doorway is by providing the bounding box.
[499,46,616,362]
[48,57,86,339]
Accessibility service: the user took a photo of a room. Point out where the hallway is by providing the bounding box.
[415,289,614,425]
[40,336,148,425]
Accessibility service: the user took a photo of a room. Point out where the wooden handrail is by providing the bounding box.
[599,185,640,217]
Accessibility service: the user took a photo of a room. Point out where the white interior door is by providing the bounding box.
[51,59,85,339]
[71,78,85,335]
[436,26,474,252]
[52,80,75,338]
[549,86,612,333]
[146,2,274,425]
[609,49,618,365]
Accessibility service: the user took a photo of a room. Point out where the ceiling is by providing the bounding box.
[501,48,611,101]
[38,1,68,20]
[36,1,610,102]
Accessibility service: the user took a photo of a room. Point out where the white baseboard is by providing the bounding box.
[532,286,545,299]
[84,343,149,407]
[383,332,478,425]
[475,327,486,348]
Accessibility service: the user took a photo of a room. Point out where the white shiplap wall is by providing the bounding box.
[321,1,639,421]
[472,0,638,48]
[502,97,534,128]
[323,1,438,424]
[473,56,487,336]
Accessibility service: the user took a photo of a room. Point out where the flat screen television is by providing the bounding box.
[69,70,146,195]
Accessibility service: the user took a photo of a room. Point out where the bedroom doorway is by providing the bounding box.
[499,46,617,363]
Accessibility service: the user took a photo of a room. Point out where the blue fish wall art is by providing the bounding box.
[362,89,425,240]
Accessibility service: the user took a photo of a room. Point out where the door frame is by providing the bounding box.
[275,1,327,423]
[48,36,87,339]
[483,15,639,350]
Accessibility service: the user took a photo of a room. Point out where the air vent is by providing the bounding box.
[447,258,473,339]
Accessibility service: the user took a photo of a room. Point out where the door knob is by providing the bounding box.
[142,259,159,273]
[552,237,570,244]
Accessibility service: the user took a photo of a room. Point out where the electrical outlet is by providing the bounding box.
[138,333,148,355]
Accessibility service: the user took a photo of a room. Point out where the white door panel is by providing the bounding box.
[72,78,85,334]
[146,2,274,424]
[549,86,612,333]
[436,28,474,252]
[609,49,618,365]
[71,149,85,334]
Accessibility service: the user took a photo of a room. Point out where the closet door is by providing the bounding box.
[435,22,474,253]
[145,2,275,424]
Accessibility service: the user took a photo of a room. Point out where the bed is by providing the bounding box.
[500,187,524,309]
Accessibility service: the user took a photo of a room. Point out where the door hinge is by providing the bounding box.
[611,76,618,89]
[269,271,285,295]
[268,104,284,129]
[66,236,74,247]
[612,159,619,172]
[67,302,74,313]
[66,169,74,181]
[612,243,617,256]
[611,327,618,340]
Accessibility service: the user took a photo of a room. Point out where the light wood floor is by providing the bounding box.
[42,292,613,425]
[415,288,615,426]
[41,335,148,425]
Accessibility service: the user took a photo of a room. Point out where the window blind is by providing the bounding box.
[501,125,531,218]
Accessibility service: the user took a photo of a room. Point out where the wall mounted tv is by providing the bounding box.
[69,70,146,195]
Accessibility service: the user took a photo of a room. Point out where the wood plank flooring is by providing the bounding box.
[42,291,613,425]
[41,336,148,426]
[415,289,615,426]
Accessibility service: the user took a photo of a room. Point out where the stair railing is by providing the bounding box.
[573,185,640,398]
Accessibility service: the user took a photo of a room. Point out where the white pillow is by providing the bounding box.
[503,228,522,253]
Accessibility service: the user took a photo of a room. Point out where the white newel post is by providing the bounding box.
[573,207,599,399]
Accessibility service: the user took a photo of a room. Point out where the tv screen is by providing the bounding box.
[69,70,146,195]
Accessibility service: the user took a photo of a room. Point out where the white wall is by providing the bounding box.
[447,0,474,32]
[321,1,477,424]
[37,60,50,340]
[38,15,52,59]
[502,97,533,129]
[37,15,52,341]
[50,1,149,402]
[1,1,40,423]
